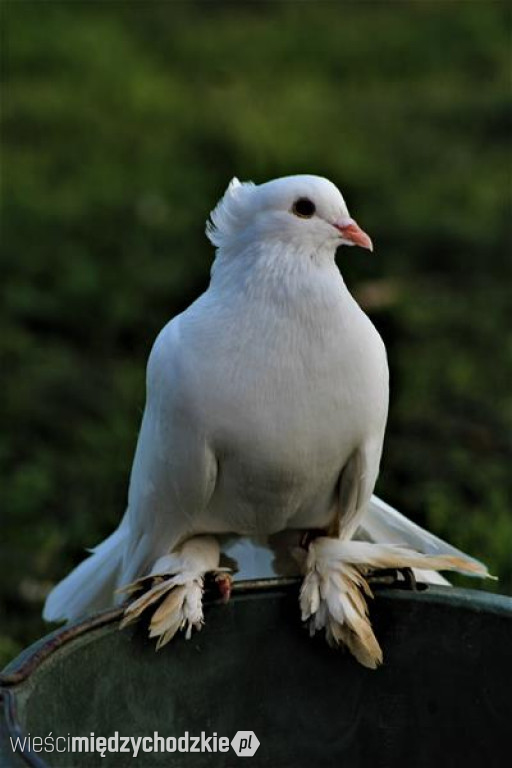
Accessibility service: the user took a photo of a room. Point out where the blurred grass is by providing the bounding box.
[1,1,511,666]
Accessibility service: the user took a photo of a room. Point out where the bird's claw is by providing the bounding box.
[215,572,233,602]
[205,569,233,602]
[367,566,423,591]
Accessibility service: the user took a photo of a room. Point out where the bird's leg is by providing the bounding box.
[299,449,491,668]
[300,535,490,667]
[299,453,386,668]
[299,536,383,669]
[119,535,221,648]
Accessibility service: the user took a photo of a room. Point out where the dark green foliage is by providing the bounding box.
[1,1,510,666]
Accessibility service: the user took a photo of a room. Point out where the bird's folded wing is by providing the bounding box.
[117,317,219,586]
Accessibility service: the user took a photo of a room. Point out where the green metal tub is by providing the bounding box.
[1,582,511,767]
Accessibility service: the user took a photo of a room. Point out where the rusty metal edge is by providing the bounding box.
[0,607,125,688]
[3,580,511,690]
[0,578,299,687]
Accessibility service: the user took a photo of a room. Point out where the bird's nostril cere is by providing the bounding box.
[335,221,373,251]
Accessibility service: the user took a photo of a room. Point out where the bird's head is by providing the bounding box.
[206,174,373,256]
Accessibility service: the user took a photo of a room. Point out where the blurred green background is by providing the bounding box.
[1,1,511,666]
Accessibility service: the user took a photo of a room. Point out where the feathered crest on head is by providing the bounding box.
[206,177,256,248]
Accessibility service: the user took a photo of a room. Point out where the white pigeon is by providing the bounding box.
[44,175,490,667]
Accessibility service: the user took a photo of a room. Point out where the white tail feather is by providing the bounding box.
[43,525,128,622]
[361,495,489,577]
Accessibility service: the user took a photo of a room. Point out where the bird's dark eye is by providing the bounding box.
[292,197,316,218]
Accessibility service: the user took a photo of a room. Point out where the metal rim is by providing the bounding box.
[2,580,511,687]
[1,581,511,768]
[0,578,299,687]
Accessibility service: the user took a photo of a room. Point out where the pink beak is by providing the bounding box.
[334,220,373,252]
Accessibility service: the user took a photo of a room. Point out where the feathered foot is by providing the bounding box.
[119,536,221,650]
[300,537,491,669]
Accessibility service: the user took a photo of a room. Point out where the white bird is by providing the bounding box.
[44,175,490,667]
